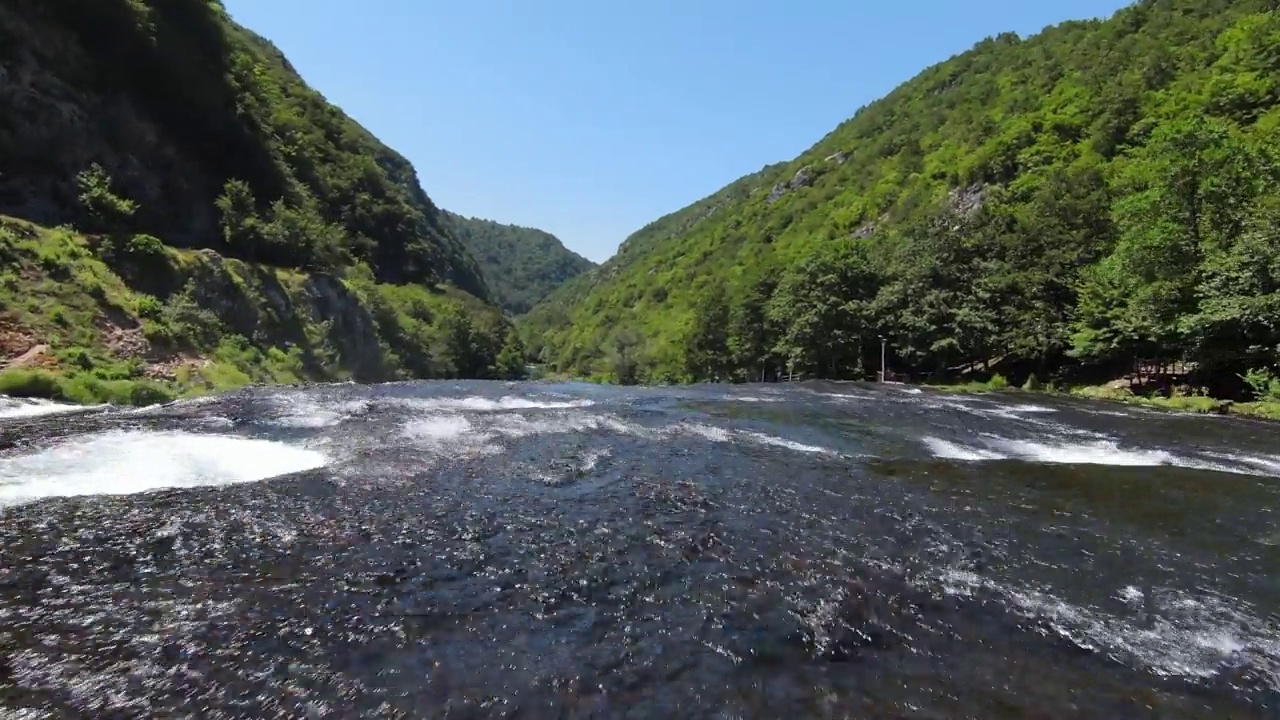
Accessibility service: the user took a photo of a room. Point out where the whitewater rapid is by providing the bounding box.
[0,381,1276,717]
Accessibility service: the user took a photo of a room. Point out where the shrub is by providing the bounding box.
[157,282,224,349]
[987,373,1010,390]
[135,293,163,319]
[1241,367,1280,402]
[0,369,64,398]
[117,380,174,406]
[125,233,166,258]
[59,347,95,371]
[76,163,137,233]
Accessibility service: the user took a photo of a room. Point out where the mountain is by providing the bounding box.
[444,212,596,316]
[522,0,1280,397]
[0,0,526,404]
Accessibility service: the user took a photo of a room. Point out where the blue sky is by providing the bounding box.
[222,0,1133,263]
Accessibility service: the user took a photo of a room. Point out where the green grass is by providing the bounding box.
[0,368,174,406]
[925,373,1013,394]
[1231,401,1280,420]
[0,218,315,404]
[0,216,518,406]
[1068,384,1246,416]
[912,374,1280,421]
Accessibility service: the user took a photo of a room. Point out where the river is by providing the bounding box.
[0,381,1276,718]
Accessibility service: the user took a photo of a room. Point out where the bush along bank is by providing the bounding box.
[0,216,527,407]
[920,371,1280,420]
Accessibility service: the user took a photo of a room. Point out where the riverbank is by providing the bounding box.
[0,217,523,408]
[925,374,1280,421]
[0,367,179,407]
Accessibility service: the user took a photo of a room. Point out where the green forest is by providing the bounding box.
[6,0,1280,409]
[522,0,1280,405]
[0,0,533,403]
[446,212,596,316]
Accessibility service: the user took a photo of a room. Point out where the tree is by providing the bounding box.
[1181,190,1280,373]
[683,285,730,381]
[76,163,137,234]
[495,328,528,380]
[770,240,880,379]
[215,179,262,258]
[605,327,644,385]
[728,271,779,382]
[1088,117,1269,364]
[261,195,351,270]
[431,304,482,378]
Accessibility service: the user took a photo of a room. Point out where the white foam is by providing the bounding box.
[488,413,622,438]
[580,448,611,472]
[921,430,1280,476]
[270,395,369,428]
[819,392,875,401]
[936,571,1280,687]
[125,395,223,415]
[923,437,1008,461]
[0,431,327,508]
[922,435,1223,469]
[740,431,831,454]
[0,397,105,419]
[1205,451,1280,477]
[993,438,1178,466]
[401,415,475,441]
[397,396,593,412]
[676,422,733,443]
[396,409,653,463]
[1005,404,1058,414]
[940,401,1108,441]
[665,422,838,455]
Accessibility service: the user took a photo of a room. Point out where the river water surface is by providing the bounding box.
[0,381,1277,718]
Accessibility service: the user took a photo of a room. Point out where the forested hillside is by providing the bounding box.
[523,0,1280,397]
[0,0,525,404]
[445,212,595,315]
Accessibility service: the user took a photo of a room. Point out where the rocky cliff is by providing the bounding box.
[0,0,524,404]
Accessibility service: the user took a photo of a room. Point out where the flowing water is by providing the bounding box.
[0,381,1277,718]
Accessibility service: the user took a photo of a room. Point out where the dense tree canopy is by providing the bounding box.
[522,0,1280,397]
[0,0,543,392]
[1,0,486,296]
[444,212,595,316]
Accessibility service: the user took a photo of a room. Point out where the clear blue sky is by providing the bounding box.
[222,0,1133,263]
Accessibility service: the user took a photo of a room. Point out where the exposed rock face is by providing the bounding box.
[0,3,218,243]
[0,0,491,298]
[948,183,986,219]
[304,274,385,381]
[851,222,877,239]
[181,252,386,381]
[767,166,816,204]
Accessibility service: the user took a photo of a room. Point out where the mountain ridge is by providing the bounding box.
[444,211,595,316]
[522,0,1280,400]
[0,0,544,403]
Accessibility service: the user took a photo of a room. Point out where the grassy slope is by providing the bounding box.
[0,0,532,404]
[0,217,509,405]
[1,0,487,296]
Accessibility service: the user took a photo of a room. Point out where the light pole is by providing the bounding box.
[880,335,886,383]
